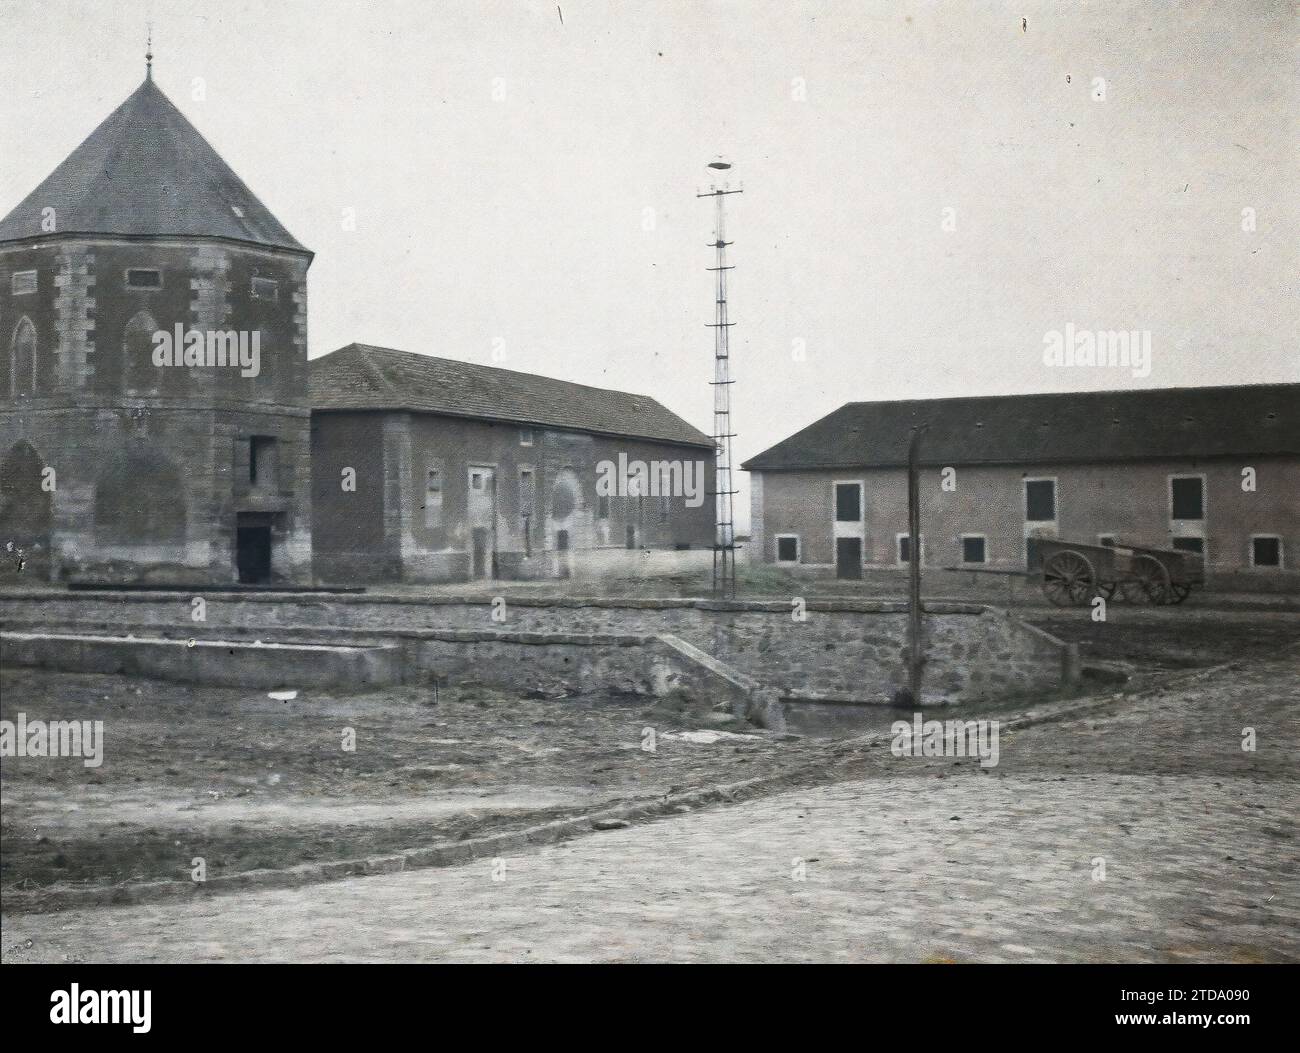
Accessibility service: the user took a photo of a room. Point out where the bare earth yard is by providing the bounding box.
[1,670,791,897]
[1,605,1296,961]
[2,642,1296,962]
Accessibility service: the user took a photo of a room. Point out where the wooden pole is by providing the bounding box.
[907,425,926,703]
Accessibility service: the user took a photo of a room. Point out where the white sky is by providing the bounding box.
[2,0,1297,528]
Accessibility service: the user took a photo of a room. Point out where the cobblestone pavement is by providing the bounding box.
[3,655,1296,963]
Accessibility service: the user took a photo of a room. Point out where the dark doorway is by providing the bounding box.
[835,537,862,579]
[236,514,272,584]
[555,529,571,579]
[471,527,491,579]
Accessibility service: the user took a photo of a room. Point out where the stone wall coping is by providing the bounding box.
[0,618,649,649]
[0,588,993,617]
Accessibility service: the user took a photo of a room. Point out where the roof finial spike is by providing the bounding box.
[145,22,153,80]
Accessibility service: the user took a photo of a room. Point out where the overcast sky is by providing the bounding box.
[2,0,1296,526]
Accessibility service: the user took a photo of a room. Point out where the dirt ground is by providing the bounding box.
[0,671,784,898]
[3,648,1295,963]
[2,605,1295,911]
[1030,607,1300,671]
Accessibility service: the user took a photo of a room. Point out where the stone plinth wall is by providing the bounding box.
[0,630,401,690]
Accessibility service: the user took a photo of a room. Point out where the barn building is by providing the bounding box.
[309,344,717,583]
[0,68,314,584]
[743,384,1299,588]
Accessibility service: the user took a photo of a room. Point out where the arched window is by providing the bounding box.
[10,317,36,398]
[122,311,159,394]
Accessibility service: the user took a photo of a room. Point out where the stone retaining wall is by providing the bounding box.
[0,630,402,690]
[0,590,1072,703]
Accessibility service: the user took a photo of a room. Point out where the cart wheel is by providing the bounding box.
[1117,579,1143,603]
[1131,554,1172,605]
[1169,581,1191,605]
[1042,550,1095,607]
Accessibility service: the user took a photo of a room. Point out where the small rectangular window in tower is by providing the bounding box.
[125,268,162,289]
[249,436,278,488]
[11,270,36,295]
[251,276,279,301]
[961,535,986,564]
[519,428,534,447]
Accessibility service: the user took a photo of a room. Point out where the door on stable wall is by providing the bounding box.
[468,466,497,579]
[835,537,862,580]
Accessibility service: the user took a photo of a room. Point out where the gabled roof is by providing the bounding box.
[0,75,308,254]
[742,384,1300,471]
[309,344,714,449]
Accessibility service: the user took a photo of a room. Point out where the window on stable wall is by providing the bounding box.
[424,468,443,529]
[1025,479,1056,522]
[897,534,925,564]
[1251,535,1281,568]
[1170,476,1204,520]
[834,482,861,522]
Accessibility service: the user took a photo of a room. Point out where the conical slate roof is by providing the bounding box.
[0,75,308,253]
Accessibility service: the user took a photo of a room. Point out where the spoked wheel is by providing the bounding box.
[1168,581,1192,605]
[1042,550,1096,607]
[1129,554,1172,605]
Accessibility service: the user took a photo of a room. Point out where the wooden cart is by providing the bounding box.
[1027,537,1203,607]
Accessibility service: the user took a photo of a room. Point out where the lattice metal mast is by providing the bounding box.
[698,161,741,598]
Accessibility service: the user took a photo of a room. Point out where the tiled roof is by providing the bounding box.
[309,343,713,448]
[742,384,1299,470]
[0,76,308,253]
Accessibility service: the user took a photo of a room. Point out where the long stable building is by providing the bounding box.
[743,384,1299,588]
[309,344,715,583]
